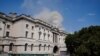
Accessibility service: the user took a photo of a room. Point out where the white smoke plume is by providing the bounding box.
[21,0,65,30]
[34,8,64,30]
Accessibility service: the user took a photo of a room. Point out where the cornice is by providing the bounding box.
[0,12,67,35]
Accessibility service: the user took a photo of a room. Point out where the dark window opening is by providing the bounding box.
[44,33,46,40]
[44,44,46,51]
[39,44,41,51]
[39,27,41,30]
[7,24,10,29]
[25,31,28,38]
[32,26,34,30]
[0,28,2,30]
[53,46,59,53]
[31,44,33,51]
[25,43,28,51]
[31,33,34,38]
[2,45,4,52]
[39,32,41,39]
[6,31,10,37]
[48,45,50,50]
[26,24,29,28]
[9,43,14,51]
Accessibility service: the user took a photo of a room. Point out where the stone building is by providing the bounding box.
[0,12,67,56]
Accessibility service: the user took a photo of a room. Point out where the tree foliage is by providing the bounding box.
[65,26,100,56]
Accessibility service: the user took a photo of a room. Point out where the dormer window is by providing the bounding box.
[26,24,29,28]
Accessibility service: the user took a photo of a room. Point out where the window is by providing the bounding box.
[48,34,50,37]
[2,45,4,51]
[39,32,41,39]
[44,44,46,51]
[25,43,28,51]
[44,33,46,40]
[9,43,14,51]
[53,33,55,43]
[31,33,34,38]
[25,31,28,38]
[39,27,41,30]
[48,34,50,40]
[44,29,45,32]
[7,24,10,29]
[6,31,10,37]
[48,45,50,50]
[39,44,41,51]
[32,26,34,30]
[31,44,33,51]
[42,27,44,29]
[48,31,49,33]
[59,38,60,41]
[53,33,58,43]
[26,24,29,28]
[0,28,2,30]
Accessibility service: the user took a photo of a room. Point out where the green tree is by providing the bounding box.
[65,26,100,56]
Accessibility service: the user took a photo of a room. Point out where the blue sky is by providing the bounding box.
[0,0,100,33]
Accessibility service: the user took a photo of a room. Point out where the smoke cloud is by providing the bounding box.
[21,0,65,30]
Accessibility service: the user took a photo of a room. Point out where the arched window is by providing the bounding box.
[31,44,33,51]
[44,44,46,51]
[9,43,14,51]
[48,45,50,50]
[25,43,28,51]
[39,44,41,51]
[53,46,59,53]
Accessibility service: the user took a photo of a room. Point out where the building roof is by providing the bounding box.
[0,12,68,35]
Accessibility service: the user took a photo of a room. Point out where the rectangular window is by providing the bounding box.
[53,33,58,43]
[26,24,29,28]
[53,33,54,43]
[7,24,10,29]
[31,33,34,38]
[6,31,9,37]
[39,27,41,30]
[32,26,34,30]
[55,34,58,43]
[39,32,41,39]
[25,31,28,38]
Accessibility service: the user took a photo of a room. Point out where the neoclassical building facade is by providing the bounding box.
[0,12,67,56]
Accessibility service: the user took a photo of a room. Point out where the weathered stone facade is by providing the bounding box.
[0,12,67,56]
